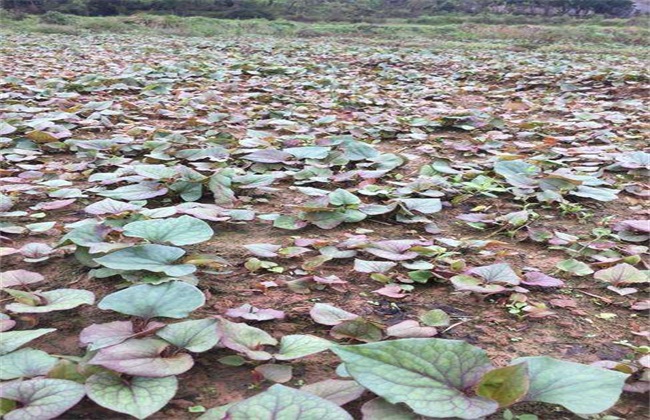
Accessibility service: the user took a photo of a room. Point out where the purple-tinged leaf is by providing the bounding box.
[310,303,358,326]
[98,182,168,201]
[214,316,276,360]
[225,304,285,321]
[84,198,142,215]
[244,243,281,258]
[0,378,85,420]
[451,275,507,294]
[386,321,437,338]
[88,338,194,377]
[242,149,292,164]
[255,364,293,383]
[80,320,165,351]
[354,259,397,273]
[301,379,365,406]
[0,270,44,289]
[594,263,648,285]
[522,272,565,287]
[364,240,420,261]
[372,285,407,299]
[19,243,54,262]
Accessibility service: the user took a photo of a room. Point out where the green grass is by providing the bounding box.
[1,12,649,54]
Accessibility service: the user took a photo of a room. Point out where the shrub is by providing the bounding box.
[39,11,74,25]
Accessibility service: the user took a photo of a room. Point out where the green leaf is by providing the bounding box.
[86,373,177,420]
[419,309,450,327]
[310,303,359,326]
[156,319,219,352]
[0,378,85,420]
[123,215,214,246]
[0,329,56,355]
[328,189,361,206]
[353,259,397,274]
[98,182,168,201]
[330,319,383,343]
[593,263,648,285]
[273,215,306,230]
[215,317,277,360]
[556,259,594,276]
[301,380,365,406]
[275,335,332,360]
[470,263,520,285]
[0,348,58,380]
[332,338,498,419]
[224,384,352,419]
[400,198,442,214]
[98,282,205,319]
[6,289,94,313]
[514,356,628,415]
[476,364,529,408]
[94,244,196,277]
[360,398,419,420]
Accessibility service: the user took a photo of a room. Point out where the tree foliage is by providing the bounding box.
[1,0,638,19]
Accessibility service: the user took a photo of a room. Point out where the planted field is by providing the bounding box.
[0,31,648,419]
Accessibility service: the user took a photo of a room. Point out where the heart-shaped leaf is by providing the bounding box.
[84,198,142,215]
[80,321,165,351]
[469,263,520,285]
[98,281,205,319]
[310,303,358,326]
[6,289,95,313]
[594,263,648,285]
[0,378,85,420]
[301,379,365,406]
[419,309,450,327]
[328,189,361,206]
[88,338,194,377]
[0,270,45,289]
[386,320,437,338]
[156,319,220,353]
[0,348,58,380]
[214,317,277,360]
[514,356,627,415]
[275,335,332,360]
[476,364,529,408]
[556,259,593,276]
[86,373,178,420]
[224,384,352,419]
[254,364,293,383]
[360,398,419,420]
[225,304,285,321]
[331,318,383,343]
[123,215,214,245]
[94,245,196,277]
[0,329,56,355]
[353,259,397,274]
[98,182,168,201]
[332,338,498,419]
